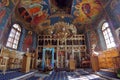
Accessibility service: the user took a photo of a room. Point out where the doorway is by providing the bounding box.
[73,50,81,68]
[42,48,54,70]
[58,51,65,68]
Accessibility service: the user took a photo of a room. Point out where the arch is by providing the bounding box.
[6,23,21,49]
[97,19,106,29]
[42,48,54,70]
[101,22,116,49]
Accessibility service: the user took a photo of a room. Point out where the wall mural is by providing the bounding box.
[0,0,15,44]
[19,0,49,25]
[18,28,26,51]
[31,10,48,25]
[16,0,108,34]
[0,0,9,6]
[16,0,110,32]
[22,31,33,52]
[50,0,73,14]
[100,0,110,6]
[32,32,37,49]
[115,28,120,42]
[0,8,6,24]
[90,30,98,45]
[21,30,37,52]
[0,1,9,30]
[73,0,103,24]
[110,0,120,29]
[104,0,120,50]
[35,16,74,34]
[50,16,73,25]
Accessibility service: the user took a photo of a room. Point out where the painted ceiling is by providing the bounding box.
[15,0,109,34]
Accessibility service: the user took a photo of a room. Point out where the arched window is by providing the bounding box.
[6,24,21,49]
[102,22,116,48]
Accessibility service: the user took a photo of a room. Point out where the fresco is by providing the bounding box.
[89,31,98,46]
[21,0,44,5]
[18,7,32,23]
[21,30,37,52]
[0,30,2,42]
[0,0,10,7]
[100,0,110,6]
[18,28,26,51]
[31,10,48,25]
[50,0,73,14]
[0,2,8,29]
[11,0,17,5]
[0,0,14,27]
[0,0,15,44]
[110,0,120,29]
[32,32,37,49]
[74,0,103,24]
[22,31,33,52]
[0,8,6,24]
[19,0,49,25]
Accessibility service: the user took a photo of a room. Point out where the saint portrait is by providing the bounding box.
[23,31,33,52]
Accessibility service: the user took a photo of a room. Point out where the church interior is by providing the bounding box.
[0,0,120,80]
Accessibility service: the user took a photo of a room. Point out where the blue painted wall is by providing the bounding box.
[0,0,15,44]
[18,27,26,51]
[50,16,73,25]
[105,0,120,29]
[91,0,120,52]
[0,0,37,52]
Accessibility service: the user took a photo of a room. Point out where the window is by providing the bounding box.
[102,22,116,48]
[6,24,21,49]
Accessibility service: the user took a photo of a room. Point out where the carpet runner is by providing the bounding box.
[44,69,105,80]
[96,70,120,80]
[26,76,40,80]
[0,69,36,80]
[3,68,118,80]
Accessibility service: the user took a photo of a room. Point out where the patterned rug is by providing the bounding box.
[26,76,40,80]
[43,69,105,80]
[0,69,35,80]
[96,70,120,79]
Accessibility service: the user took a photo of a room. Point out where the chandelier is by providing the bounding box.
[51,22,77,40]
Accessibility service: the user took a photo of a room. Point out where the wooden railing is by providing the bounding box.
[0,47,24,74]
[113,56,120,72]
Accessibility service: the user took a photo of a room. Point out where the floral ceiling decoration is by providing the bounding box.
[18,0,49,25]
[13,0,109,34]
[73,0,103,24]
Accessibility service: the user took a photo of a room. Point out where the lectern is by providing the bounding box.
[69,55,75,71]
[90,54,99,72]
[69,60,75,70]
[21,53,31,73]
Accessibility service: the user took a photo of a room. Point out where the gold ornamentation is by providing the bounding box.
[51,22,77,40]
